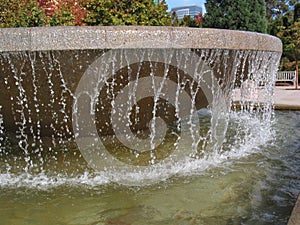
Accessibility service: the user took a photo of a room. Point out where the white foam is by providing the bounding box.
[0,112,274,189]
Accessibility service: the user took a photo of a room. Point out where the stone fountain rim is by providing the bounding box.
[0,26,282,53]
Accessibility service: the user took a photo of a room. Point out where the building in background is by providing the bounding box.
[171,5,202,20]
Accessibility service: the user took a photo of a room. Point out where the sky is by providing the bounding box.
[165,0,206,11]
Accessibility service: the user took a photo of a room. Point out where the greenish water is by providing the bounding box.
[0,111,299,225]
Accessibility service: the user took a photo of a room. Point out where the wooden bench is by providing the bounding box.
[276,71,296,86]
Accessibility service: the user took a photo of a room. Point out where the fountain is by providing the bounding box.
[4,26,300,225]
[0,26,282,186]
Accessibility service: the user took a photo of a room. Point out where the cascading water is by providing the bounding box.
[0,45,281,186]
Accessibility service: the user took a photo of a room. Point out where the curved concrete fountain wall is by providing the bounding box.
[0,26,282,140]
[0,26,282,52]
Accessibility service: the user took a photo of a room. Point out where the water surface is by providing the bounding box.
[0,111,299,225]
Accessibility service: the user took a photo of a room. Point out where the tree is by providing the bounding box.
[274,2,300,89]
[0,0,47,27]
[37,0,87,26]
[265,0,296,21]
[171,11,179,26]
[295,2,300,22]
[48,0,87,26]
[278,18,300,89]
[179,15,198,27]
[195,12,203,28]
[203,0,268,33]
[0,0,86,27]
[0,0,171,27]
[83,0,171,26]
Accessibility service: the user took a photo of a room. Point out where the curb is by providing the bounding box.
[288,194,300,225]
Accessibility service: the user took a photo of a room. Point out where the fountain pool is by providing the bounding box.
[0,111,299,225]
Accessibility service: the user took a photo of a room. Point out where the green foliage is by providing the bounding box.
[49,11,76,26]
[20,6,48,27]
[179,15,198,28]
[0,0,20,27]
[265,0,297,21]
[269,17,283,36]
[0,0,80,27]
[294,3,300,22]
[82,0,113,25]
[282,19,300,86]
[83,0,171,26]
[278,19,300,63]
[268,3,300,71]
[52,0,87,26]
[171,11,179,26]
[0,0,47,27]
[268,12,294,35]
[203,0,268,33]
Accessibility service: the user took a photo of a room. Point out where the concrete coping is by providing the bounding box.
[288,194,300,225]
[0,26,282,53]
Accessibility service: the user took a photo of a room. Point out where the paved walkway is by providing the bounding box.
[288,194,300,225]
[232,85,300,110]
[274,86,300,110]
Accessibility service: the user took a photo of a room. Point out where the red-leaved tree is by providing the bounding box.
[37,0,87,25]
